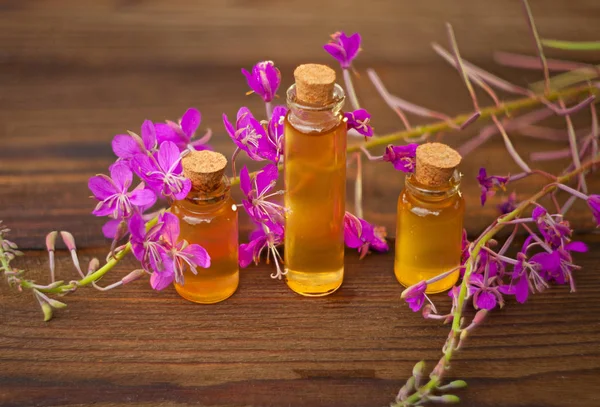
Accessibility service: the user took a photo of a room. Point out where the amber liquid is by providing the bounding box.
[284,115,347,296]
[394,177,465,294]
[171,194,239,304]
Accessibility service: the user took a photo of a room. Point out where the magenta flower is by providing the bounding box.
[586,195,600,225]
[468,273,504,310]
[88,162,156,219]
[324,31,361,69]
[382,144,418,172]
[345,109,373,137]
[498,255,530,304]
[133,141,192,201]
[239,220,285,279]
[242,61,281,103]
[155,212,210,289]
[343,212,389,259]
[154,108,211,152]
[401,281,427,312]
[532,206,572,248]
[128,212,168,275]
[532,242,587,291]
[266,105,287,163]
[240,164,284,224]
[223,107,270,161]
[112,120,158,161]
[477,168,509,206]
[498,191,518,215]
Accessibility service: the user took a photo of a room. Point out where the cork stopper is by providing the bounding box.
[414,143,462,187]
[181,150,227,192]
[294,64,336,105]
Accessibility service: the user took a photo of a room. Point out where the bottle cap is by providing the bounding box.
[293,64,336,105]
[182,150,227,192]
[414,143,462,187]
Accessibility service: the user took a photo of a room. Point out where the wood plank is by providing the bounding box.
[0,240,599,406]
[0,1,598,67]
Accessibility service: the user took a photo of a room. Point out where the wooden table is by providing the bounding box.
[1,2,600,406]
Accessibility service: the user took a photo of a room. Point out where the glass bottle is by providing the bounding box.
[394,143,465,294]
[284,64,347,296]
[171,150,239,303]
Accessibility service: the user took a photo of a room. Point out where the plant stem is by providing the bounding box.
[343,69,361,110]
[21,216,160,294]
[230,84,594,187]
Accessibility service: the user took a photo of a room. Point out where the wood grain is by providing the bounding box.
[1,1,600,406]
[1,242,600,407]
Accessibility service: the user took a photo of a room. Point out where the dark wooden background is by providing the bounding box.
[1,1,600,406]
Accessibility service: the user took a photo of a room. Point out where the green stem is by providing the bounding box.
[230,84,594,187]
[541,39,600,51]
[396,155,598,407]
[22,216,160,294]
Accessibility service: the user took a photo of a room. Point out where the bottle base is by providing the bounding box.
[395,269,459,295]
[284,268,343,297]
[174,275,239,304]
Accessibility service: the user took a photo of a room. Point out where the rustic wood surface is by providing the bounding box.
[1,1,600,406]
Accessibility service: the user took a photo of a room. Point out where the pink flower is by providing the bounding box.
[401,281,428,312]
[128,212,169,275]
[112,120,157,161]
[223,107,270,161]
[343,212,389,258]
[241,61,281,103]
[324,32,361,69]
[153,212,211,290]
[88,162,156,219]
[477,168,509,206]
[239,164,284,224]
[382,144,418,172]
[532,206,572,248]
[345,109,373,137]
[132,141,192,201]
[266,105,287,163]
[154,108,210,151]
[239,220,285,279]
[586,195,600,226]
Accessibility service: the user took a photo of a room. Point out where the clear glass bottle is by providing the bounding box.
[284,64,347,296]
[171,150,239,304]
[394,144,464,294]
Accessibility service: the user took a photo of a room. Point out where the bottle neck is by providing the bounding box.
[286,83,345,133]
[180,176,231,213]
[404,170,461,203]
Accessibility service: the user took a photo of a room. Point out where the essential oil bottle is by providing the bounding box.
[394,143,465,294]
[171,150,239,303]
[284,64,347,296]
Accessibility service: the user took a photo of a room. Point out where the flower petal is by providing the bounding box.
[109,162,133,192]
[88,174,117,200]
[181,244,211,269]
[129,185,157,208]
[150,270,174,291]
[112,134,142,159]
[565,241,588,253]
[141,120,157,151]
[240,166,252,196]
[156,141,182,173]
[180,108,201,138]
[160,212,180,247]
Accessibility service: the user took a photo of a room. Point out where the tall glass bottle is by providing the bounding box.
[394,143,465,294]
[284,64,347,296]
[171,150,239,303]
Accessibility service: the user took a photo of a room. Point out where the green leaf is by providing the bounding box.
[542,39,600,51]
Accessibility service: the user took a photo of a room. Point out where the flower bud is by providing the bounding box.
[41,303,53,322]
[440,394,460,403]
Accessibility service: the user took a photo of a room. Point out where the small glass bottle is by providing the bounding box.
[394,143,465,294]
[171,150,239,303]
[284,64,347,296]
